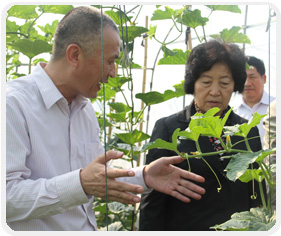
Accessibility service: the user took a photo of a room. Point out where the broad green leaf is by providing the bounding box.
[173,80,185,94]
[151,6,174,21]
[107,112,127,122]
[158,46,190,65]
[108,102,131,113]
[39,5,74,14]
[96,85,117,101]
[108,75,131,90]
[108,201,134,214]
[6,20,19,32]
[255,148,276,163]
[211,208,276,231]
[142,138,178,153]
[188,107,232,138]
[116,130,150,145]
[32,58,48,65]
[173,8,184,19]
[135,89,184,106]
[206,5,241,13]
[225,150,263,181]
[223,124,241,136]
[6,20,20,42]
[118,26,148,42]
[105,10,131,26]
[211,26,251,44]
[143,128,181,152]
[115,143,141,157]
[221,108,233,127]
[179,9,209,29]
[203,107,220,117]
[19,21,40,39]
[97,117,112,129]
[99,221,123,231]
[248,112,267,129]
[211,219,249,231]
[136,81,185,106]
[37,20,59,37]
[179,127,201,141]
[10,39,52,59]
[147,24,157,39]
[7,5,38,19]
[238,169,264,183]
[172,128,181,145]
[224,112,266,137]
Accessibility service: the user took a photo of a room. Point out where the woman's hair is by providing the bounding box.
[184,40,246,94]
[52,6,118,61]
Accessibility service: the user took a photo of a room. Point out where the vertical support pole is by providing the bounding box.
[137,15,148,167]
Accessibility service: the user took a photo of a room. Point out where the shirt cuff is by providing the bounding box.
[129,166,152,192]
[55,169,89,208]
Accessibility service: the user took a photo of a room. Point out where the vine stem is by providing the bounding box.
[258,181,267,210]
[201,157,222,192]
[219,137,227,150]
[244,137,253,152]
[183,148,251,160]
[260,162,274,213]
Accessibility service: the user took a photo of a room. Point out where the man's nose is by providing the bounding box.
[244,77,252,87]
[108,63,116,78]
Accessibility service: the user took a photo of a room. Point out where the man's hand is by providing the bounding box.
[80,150,144,204]
[143,156,206,203]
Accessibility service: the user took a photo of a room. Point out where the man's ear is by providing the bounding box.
[262,74,266,84]
[66,44,81,68]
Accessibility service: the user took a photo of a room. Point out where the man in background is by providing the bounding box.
[231,56,275,146]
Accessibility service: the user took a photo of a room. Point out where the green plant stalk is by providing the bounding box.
[195,140,202,153]
[131,5,142,24]
[195,140,222,191]
[130,144,135,168]
[250,164,257,201]
[219,137,227,150]
[194,28,202,43]
[258,180,267,210]
[260,162,274,213]
[201,156,222,192]
[182,148,250,159]
[172,17,182,32]
[201,24,207,42]
[261,161,274,185]
[230,135,261,149]
[244,137,253,152]
[27,12,44,36]
[260,162,274,187]
[28,57,32,74]
[133,105,147,126]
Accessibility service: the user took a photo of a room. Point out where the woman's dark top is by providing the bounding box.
[139,101,263,231]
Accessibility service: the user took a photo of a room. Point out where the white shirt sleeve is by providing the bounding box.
[117,166,150,191]
[6,98,89,222]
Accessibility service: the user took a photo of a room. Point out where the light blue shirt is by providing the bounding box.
[6,63,147,231]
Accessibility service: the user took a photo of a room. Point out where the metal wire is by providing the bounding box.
[100,5,109,231]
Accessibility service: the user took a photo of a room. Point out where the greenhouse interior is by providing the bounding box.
[3,3,278,232]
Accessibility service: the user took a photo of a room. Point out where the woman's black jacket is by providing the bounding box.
[139,101,264,231]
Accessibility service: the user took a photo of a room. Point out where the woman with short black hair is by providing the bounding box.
[139,40,264,231]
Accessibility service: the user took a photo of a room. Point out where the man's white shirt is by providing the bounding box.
[6,63,147,231]
[230,90,275,148]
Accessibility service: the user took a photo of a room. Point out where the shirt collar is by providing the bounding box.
[33,63,64,110]
[33,63,89,110]
[241,90,272,107]
[259,90,272,105]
